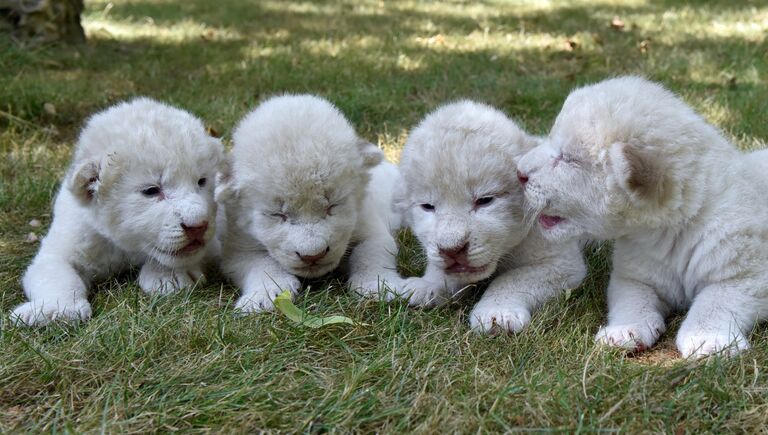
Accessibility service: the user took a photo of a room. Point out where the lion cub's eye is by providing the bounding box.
[198,177,207,187]
[141,186,162,197]
[474,196,494,208]
[420,203,435,212]
[560,153,580,165]
[270,212,288,222]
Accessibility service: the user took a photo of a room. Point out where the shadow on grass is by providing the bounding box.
[1,0,765,137]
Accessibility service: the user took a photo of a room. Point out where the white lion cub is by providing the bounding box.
[517,76,768,358]
[393,101,586,333]
[216,94,403,313]
[12,98,224,326]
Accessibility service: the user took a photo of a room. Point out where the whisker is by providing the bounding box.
[522,198,545,232]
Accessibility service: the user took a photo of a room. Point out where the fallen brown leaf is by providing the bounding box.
[428,34,445,45]
[416,34,446,46]
[201,29,216,40]
[563,38,579,51]
[610,16,625,31]
[638,39,650,53]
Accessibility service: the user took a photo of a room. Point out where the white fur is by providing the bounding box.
[12,98,224,326]
[217,94,403,313]
[517,76,768,358]
[394,101,586,333]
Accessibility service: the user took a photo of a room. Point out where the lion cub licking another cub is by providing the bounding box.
[217,95,403,313]
[394,101,586,333]
[518,76,768,358]
[12,98,224,326]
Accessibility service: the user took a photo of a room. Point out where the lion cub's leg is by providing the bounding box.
[595,275,669,352]
[348,230,403,301]
[12,253,92,326]
[349,161,406,300]
[676,284,756,358]
[469,244,586,334]
[398,263,463,308]
[138,261,204,296]
[224,250,300,314]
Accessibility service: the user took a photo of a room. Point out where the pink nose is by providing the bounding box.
[297,247,330,265]
[517,170,529,186]
[438,242,469,262]
[181,221,208,240]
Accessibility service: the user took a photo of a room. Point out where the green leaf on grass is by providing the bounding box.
[273,291,357,328]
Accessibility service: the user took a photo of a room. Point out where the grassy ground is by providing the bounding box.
[2,0,768,431]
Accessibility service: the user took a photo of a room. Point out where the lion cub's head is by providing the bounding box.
[395,101,539,283]
[517,76,729,241]
[69,98,224,268]
[216,94,383,278]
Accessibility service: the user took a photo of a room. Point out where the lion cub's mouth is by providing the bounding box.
[178,239,205,254]
[539,214,565,229]
[160,240,206,257]
[445,264,488,275]
[294,262,332,273]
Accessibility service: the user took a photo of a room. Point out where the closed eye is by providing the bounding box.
[560,153,580,165]
[420,203,435,212]
[326,204,338,216]
[270,212,288,222]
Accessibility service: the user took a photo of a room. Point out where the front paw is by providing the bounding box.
[350,273,403,301]
[677,330,749,359]
[398,277,449,308]
[595,319,665,352]
[139,265,203,295]
[10,299,92,327]
[235,275,300,315]
[469,304,531,334]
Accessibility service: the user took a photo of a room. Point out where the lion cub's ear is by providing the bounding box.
[357,139,384,168]
[609,142,670,205]
[214,155,238,203]
[69,160,101,204]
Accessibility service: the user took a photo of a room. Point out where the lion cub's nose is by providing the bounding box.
[517,170,529,186]
[181,221,209,240]
[297,247,330,265]
[438,242,469,262]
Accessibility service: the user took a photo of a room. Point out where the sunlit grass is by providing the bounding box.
[1,0,768,432]
[87,18,244,43]
[653,7,768,42]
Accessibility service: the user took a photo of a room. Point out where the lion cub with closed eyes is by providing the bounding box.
[217,94,404,313]
[517,76,768,358]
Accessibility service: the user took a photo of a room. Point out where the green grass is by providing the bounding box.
[2,0,768,431]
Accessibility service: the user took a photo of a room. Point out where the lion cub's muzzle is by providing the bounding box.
[156,220,211,258]
[175,220,209,255]
[438,241,488,275]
